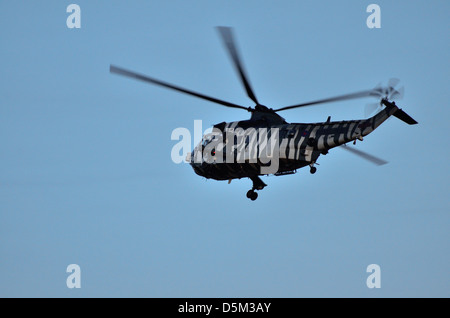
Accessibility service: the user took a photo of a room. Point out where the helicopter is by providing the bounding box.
[110,27,417,200]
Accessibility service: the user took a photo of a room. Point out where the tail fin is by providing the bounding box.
[382,99,418,125]
[392,109,418,125]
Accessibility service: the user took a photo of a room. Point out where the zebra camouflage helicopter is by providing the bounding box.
[110,27,417,200]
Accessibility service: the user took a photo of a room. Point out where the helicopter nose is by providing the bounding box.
[185,151,192,163]
[187,150,207,177]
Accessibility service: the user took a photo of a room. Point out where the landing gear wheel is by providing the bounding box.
[310,166,317,174]
[246,190,258,201]
[247,176,265,201]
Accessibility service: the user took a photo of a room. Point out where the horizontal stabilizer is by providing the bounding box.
[393,109,418,125]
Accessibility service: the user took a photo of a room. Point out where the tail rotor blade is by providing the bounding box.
[365,102,381,117]
[387,78,400,90]
[384,78,400,98]
[390,86,404,100]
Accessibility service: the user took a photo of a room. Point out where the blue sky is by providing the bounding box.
[0,1,449,297]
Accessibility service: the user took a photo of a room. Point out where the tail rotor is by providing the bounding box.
[365,78,404,117]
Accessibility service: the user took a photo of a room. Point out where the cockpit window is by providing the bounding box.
[202,134,214,146]
[200,130,224,150]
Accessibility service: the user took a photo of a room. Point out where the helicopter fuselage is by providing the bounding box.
[188,102,398,181]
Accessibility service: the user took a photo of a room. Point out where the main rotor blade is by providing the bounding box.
[110,65,250,111]
[275,89,379,112]
[340,144,388,166]
[216,26,259,105]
